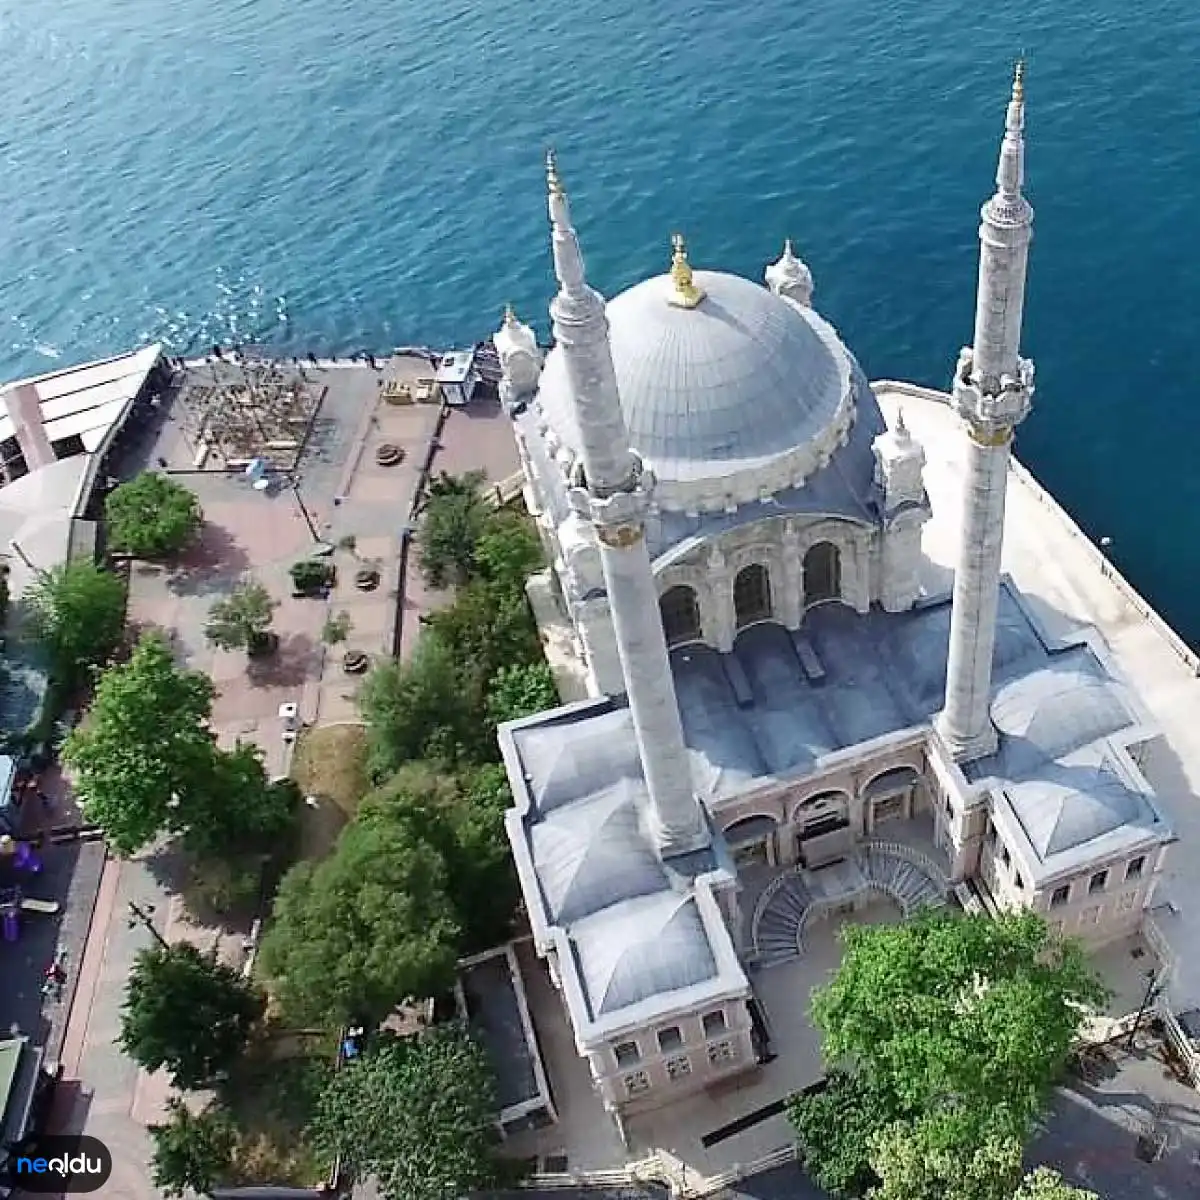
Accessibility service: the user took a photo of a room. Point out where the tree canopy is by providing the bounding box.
[359,637,488,777]
[486,661,560,726]
[120,941,265,1089]
[105,471,203,559]
[788,910,1107,1196]
[25,559,126,691]
[148,1097,237,1199]
[62,632,218,855]
[867,1113,1024,1200]
[417,470,489,588]
[205,579,278,655]
[361,762,519,954]
[362,486,546,780]
[308,1024,499,1200]
[1013,1168,1099,1200]
[63,632,295,857]
[258,799,461,1026]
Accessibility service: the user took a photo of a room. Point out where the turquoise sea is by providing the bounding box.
[0,0,1198,638]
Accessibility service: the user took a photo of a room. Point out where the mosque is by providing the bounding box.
[490,65,1180,1130]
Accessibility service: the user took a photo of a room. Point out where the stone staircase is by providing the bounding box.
[751,872,814,967]
[859,842,948,916]
[749,841,948,968]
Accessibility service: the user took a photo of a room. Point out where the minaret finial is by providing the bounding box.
[1012,56,1025,102]
[784,237,796,258]
[667,233,706,309]
[503,303,517,325]
[546,147,564,196]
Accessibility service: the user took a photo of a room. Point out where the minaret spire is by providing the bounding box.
[935,64,1036,763]
[544,155,709,856]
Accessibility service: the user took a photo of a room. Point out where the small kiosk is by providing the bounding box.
[435,350,480,408]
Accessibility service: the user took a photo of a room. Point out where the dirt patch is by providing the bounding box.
[290,723,370,860]
[224,1049,334,1189]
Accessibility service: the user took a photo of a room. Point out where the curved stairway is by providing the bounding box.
[860,843,947,916]
[752,873,814,968]
[750,842,947,968]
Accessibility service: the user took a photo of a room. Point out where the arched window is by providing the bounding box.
[733,564,772,628]
[803,541,841,605]
[660,585,702,646]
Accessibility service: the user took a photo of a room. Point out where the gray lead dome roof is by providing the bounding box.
[536,269,846,484]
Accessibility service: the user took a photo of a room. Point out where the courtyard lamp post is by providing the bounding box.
[1125,966,1165,1051]
[127,899,168,951]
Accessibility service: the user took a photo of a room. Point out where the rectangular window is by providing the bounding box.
[1126,855,1146,881]
[1080,905,1102,926]
[702,1010,727,1038]
[657,1026,682,1053]
[664,1054,692,1081]
[1089,870,1108,895]
[613,1040,640,1068]
[623,1070,651,1097]
[1000,844,1011,868]
[1117,890,1137,913]
[1013,871,1024,891]
[1050,884,1071,908]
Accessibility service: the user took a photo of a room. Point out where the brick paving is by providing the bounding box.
[32,357,520,1194]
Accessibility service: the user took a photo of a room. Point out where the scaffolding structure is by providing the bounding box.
[177,359,323,471]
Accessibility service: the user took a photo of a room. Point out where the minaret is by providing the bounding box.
[935,62,1036,762]
[545,152,710,857]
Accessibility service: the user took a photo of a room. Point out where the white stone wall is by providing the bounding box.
[589,998,757,1115]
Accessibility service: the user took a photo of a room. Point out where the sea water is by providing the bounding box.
[0,0,1197,637]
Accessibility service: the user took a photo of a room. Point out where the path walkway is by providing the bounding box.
[48,363,520,1193]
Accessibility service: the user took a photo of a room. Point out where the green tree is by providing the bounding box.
[25,560,126,690]
[418,471,488,588]
[474,509,543,590]
[258,802,461,1027]
[867,1113,1024,1200]
[424,580,541,701]
[148,1097,237,1199]
[486,661,559,725]
[309,1024,498,1200]
[62,632,218,855]
[1013,1167,1100,1200]
[205,579,278,655]
[787,1071,893,1197]
[790,910,1107,1194]
[359,637,483,777]
[105,471,203,559]
[183,741,298,860]
[362,763,519,953]
[120,942,265,1089]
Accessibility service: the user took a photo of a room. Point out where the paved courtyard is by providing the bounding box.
[19,355,521,1196]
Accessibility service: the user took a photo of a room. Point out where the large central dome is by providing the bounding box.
[535,269,854,498]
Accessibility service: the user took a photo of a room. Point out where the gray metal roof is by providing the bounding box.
[571,891,718,1018]
[1006,755,1158,859]
[991,663,1134,773]
[535,271,845,484]
[531,781,668,924]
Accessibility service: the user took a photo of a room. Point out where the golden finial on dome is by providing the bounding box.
[546,148,564,196]
[668,232,706,309]
[1012,56,1026,102]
